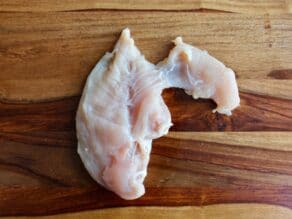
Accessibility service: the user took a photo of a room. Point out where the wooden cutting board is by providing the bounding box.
[0,1,292,218]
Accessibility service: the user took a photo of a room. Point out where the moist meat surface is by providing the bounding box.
[76,28,240,200]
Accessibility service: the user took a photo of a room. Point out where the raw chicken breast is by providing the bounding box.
[76,28,240,200]
[159,37,240,115]
[76,29,172,200]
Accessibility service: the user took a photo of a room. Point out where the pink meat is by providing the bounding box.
[76,29,239,200]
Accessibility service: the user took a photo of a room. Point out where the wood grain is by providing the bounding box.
[2,205,292,219]
[164,90,292,131]
[0,0,291,13]
[1,12,292,102]
[167,132,292,151]
[1,2,292,217]
[0,131,292,215]
[0,90,291,132]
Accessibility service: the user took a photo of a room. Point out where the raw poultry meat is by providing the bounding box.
[76,28,240,200]
[159,37,240,115]
[76,29,171,200]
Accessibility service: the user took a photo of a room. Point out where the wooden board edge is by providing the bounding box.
[2,204,292,219]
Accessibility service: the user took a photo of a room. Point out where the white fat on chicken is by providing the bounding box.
[76,28,240,200]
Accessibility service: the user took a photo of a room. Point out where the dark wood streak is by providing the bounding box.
[0,91,291,137]
[153,137,292,175]
[0,131,75,148]
[0,97,78,146]
[0,0,289,14]
[0,159,68,186]
[0,186,291,216]
[0,96,78,115]
[268,69,292,80]
[0,138,95,187]
[61,8,233,13]
[164,89,292,131]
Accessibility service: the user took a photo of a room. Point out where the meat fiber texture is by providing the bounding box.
[76,28,240,200]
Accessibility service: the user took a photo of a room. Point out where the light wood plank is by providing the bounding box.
[238,79,292,100]
[1,12,292,101]
[2,204,292,219]
[0,0,290,13]
[167,132,292,151]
